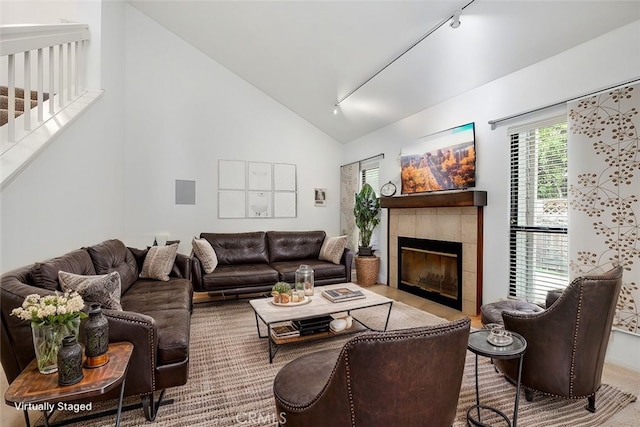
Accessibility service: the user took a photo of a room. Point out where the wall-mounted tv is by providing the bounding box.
[400,122,476,194]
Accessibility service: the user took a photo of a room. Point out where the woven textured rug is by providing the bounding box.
[51,299,636,426]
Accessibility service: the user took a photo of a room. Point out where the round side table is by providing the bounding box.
[467,329,527,427]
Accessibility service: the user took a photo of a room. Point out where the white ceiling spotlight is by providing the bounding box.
[450,9,462,29]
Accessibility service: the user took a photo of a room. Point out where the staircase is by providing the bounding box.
[0,86,49,127]
[0,23,103,190]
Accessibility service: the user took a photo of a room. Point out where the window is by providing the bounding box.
[509,116,569,304]
[360,161,380,195]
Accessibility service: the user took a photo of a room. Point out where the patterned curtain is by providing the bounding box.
[568,83,640,335]
[340,162,360,252]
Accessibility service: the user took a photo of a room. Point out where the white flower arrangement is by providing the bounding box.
[11,292,87,326]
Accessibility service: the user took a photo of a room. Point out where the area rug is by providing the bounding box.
[51,299,636,426]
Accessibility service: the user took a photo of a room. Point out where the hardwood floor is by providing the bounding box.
[365,283,483,328]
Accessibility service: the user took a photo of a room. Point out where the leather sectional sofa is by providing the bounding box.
[191,230,353,296]
[0,239,192,421]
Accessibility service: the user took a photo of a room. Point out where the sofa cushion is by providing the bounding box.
[319,235,348,264]
[121,278,192,313]
[119,279,192,365]
[87,239,139,294]
[201,264,279,290]
[140,243,179,281]
[148,308,191,365]
[192,237,218,273]
[267,231,325,263]
[30,249,96,291]
[271,260,347,283]
[58,271,123,310]
[200,232,269,265]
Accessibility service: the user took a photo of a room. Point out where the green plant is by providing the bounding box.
[272,282,291,294]
[353,183,381,251]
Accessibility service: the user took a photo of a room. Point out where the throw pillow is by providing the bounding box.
[140,243,179,281]
[58,271,123,311]
[319,235,348,265]
[192,237,218,274]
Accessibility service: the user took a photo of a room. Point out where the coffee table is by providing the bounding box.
[249,283,393,362]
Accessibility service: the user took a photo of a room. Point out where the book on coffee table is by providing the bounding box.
[270,322,300,339]
[322,287,366,303]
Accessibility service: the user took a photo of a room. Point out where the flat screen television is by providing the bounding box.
[400,122,476,194]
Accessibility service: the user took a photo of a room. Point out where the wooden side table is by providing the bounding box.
[4,342,133,427]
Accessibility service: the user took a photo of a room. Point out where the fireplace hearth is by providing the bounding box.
[398,236,463,310]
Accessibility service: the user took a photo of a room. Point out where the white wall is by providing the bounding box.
[121,5,344,254]
[343,20,640,370]
[0,0,127,272]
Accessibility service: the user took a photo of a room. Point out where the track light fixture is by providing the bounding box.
[450,9,462,29]
[332,0,475,113]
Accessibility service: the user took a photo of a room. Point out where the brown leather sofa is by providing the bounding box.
[191,231,353,295]
[1,239,193,421]
[273,318,471,427]
[494,266,623,412]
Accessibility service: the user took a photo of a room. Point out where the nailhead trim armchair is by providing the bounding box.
[273,317,471,427]
[494,266,623,412]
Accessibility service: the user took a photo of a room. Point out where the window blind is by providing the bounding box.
[509,116,569,304]
[360,156,381,194]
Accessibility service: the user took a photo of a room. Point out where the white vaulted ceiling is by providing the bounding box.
[128,1,640,143]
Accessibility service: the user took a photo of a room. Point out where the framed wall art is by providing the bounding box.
[314,188,327,207]
[218,160,297,218]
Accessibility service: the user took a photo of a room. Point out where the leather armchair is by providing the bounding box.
[494,266,623,412]
[273,318,470,427]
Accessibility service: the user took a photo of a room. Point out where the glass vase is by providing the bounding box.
[31,318,80,375]
[295,264,314,296]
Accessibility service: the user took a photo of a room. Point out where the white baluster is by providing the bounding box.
[66,42,72,101]
[58,44,64,108]
[49,46,55,115]
[37,48,44,123]
[8,54,15,143]
[23,50,31,131]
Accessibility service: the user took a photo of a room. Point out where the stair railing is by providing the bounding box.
[0,23,90,143]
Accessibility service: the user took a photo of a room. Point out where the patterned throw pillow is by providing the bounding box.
[319,235,348,265]
[58,271,123,310]
[192,237,218,274]
[140,243,179,281]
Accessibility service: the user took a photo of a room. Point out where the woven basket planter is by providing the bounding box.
[355,256,380,287]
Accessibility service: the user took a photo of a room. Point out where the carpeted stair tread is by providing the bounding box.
[0,86,50,127]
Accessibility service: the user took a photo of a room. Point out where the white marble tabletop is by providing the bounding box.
[249,282,393,325]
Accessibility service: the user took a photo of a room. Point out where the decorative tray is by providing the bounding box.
[271,297,312,307]
[486,333,514,347]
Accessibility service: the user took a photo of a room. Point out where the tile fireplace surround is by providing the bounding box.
[381,191,486,316]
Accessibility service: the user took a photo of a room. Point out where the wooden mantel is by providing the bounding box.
[380,190,487,209]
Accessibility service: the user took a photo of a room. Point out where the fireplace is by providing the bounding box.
[398,236,463,310]
[381,190,486,316]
